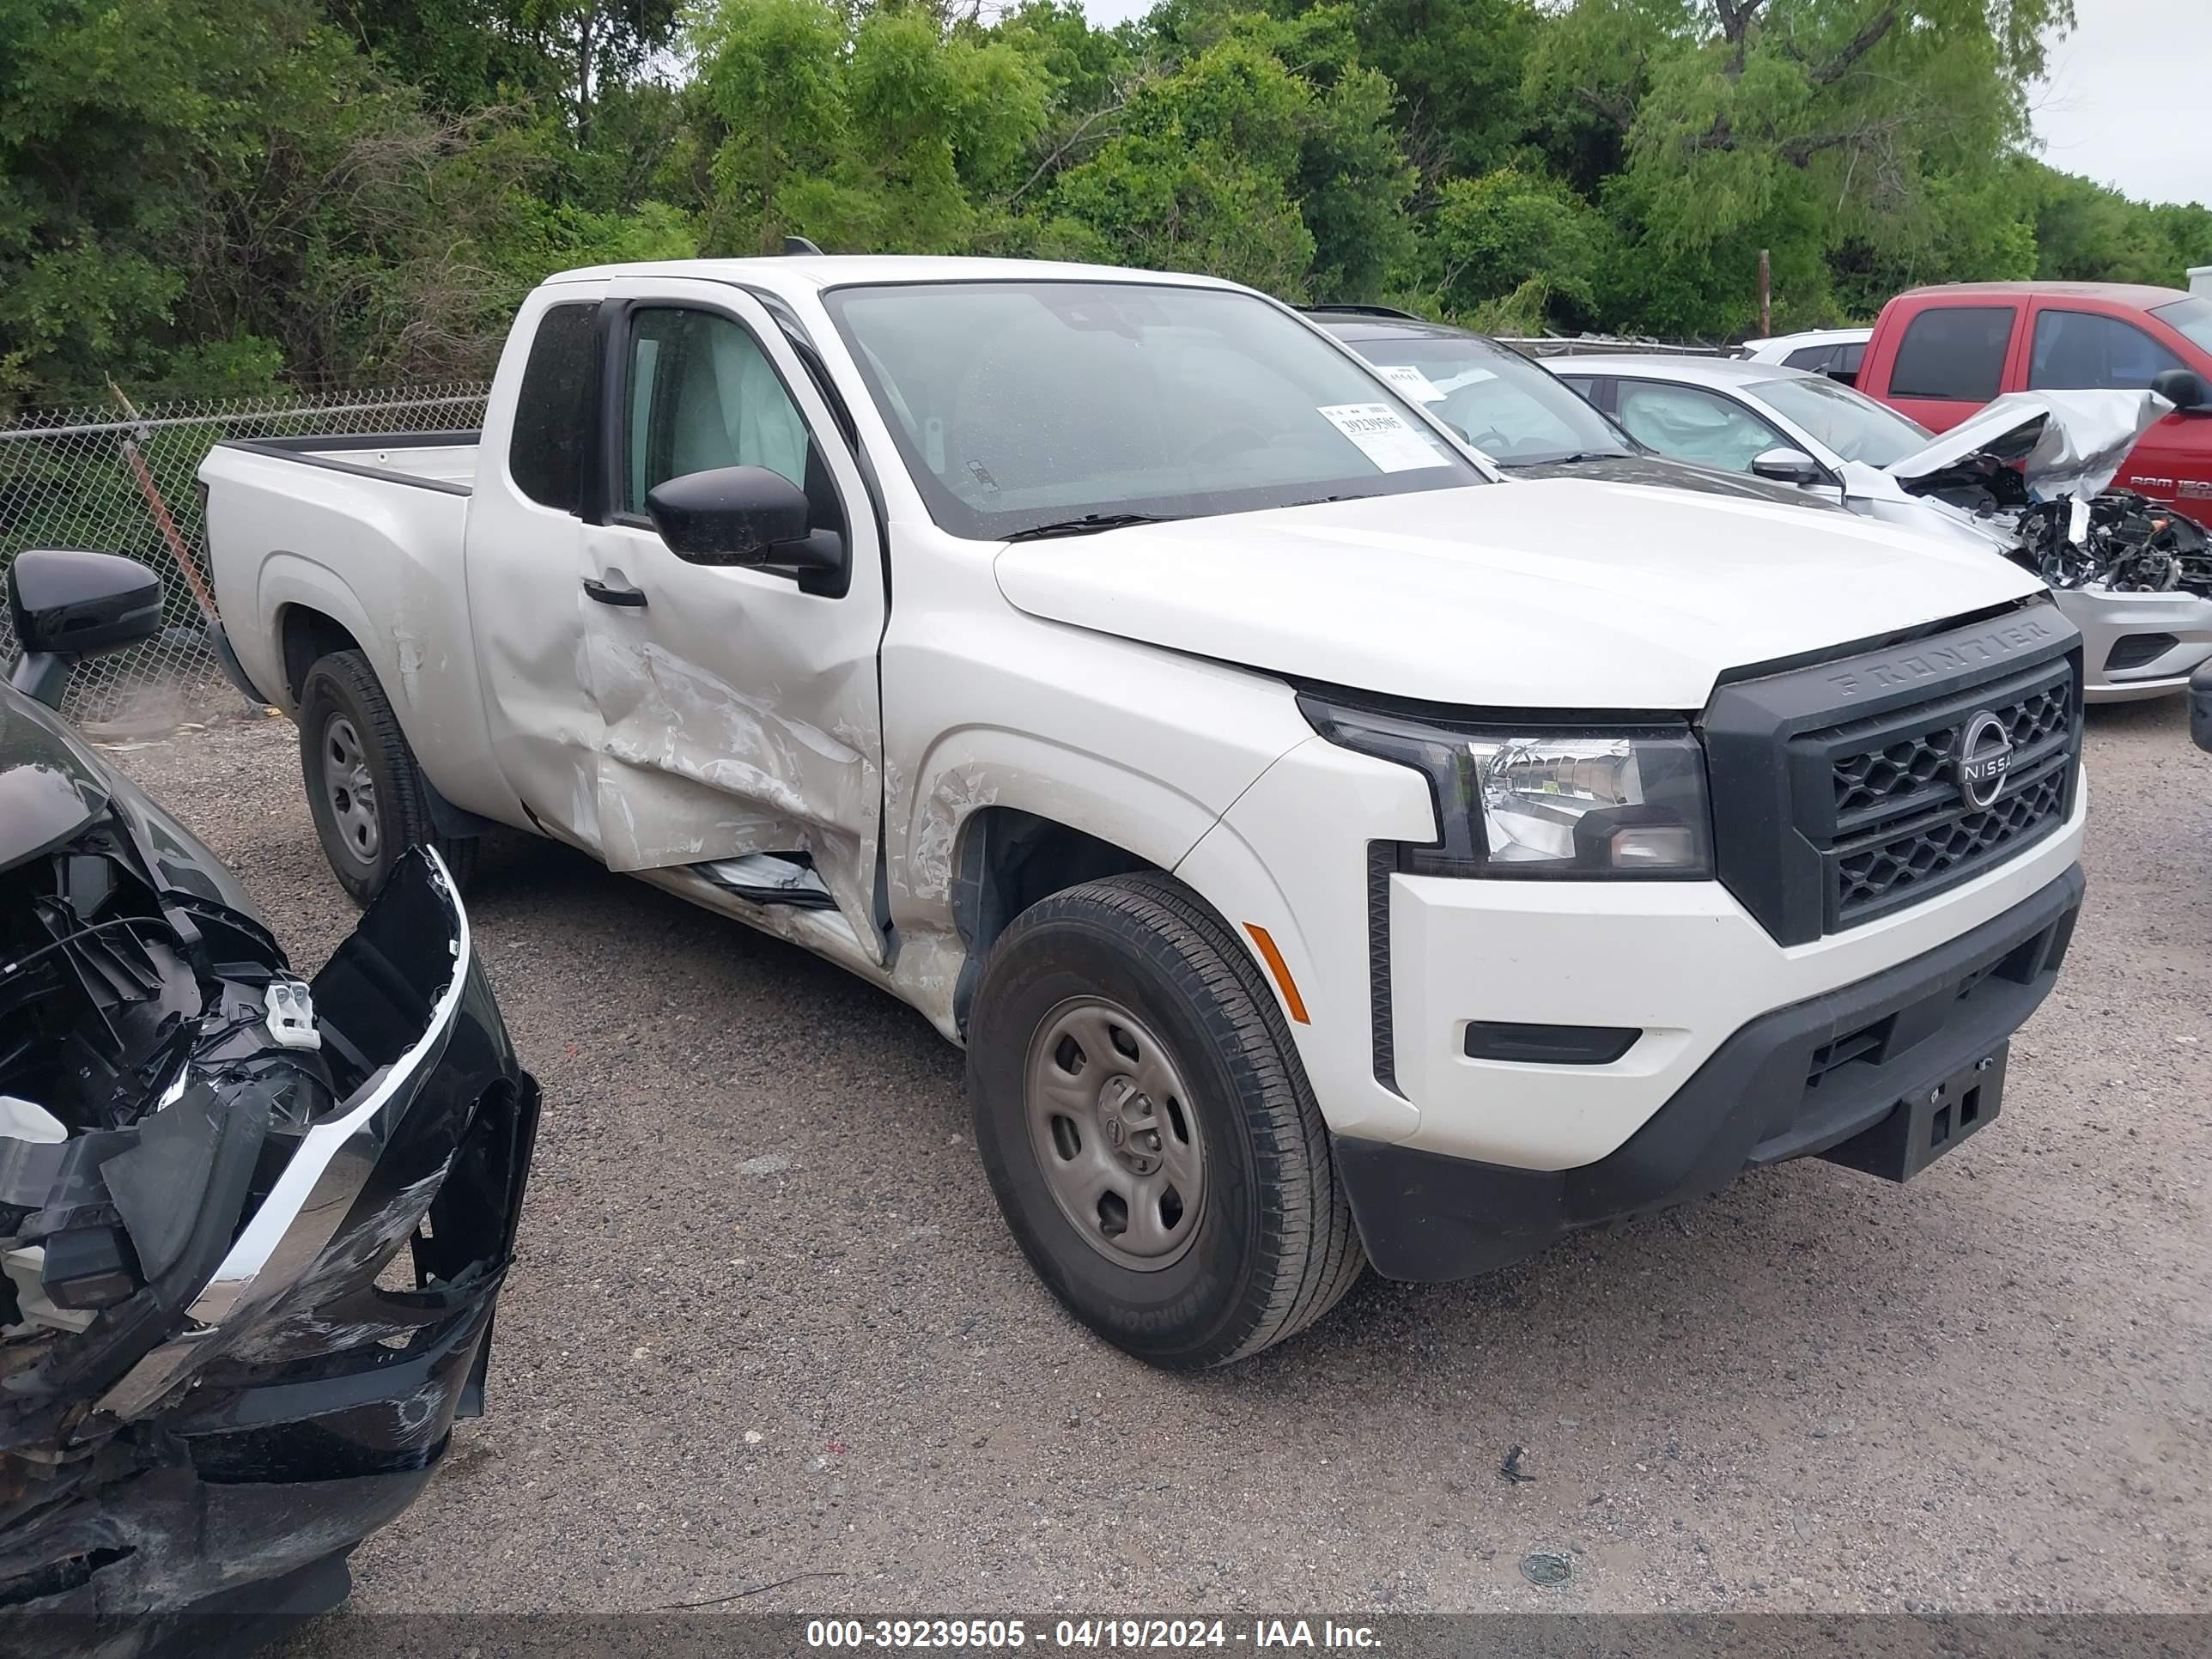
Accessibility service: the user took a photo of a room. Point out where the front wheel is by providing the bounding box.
[298,649,477,905]
[966,874,1364,1368]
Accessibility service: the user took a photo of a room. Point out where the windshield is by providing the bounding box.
[1335,331,1632,465]
[820,282,1481,540]
[1747,374,1933,466]
[2151,295,2212,356]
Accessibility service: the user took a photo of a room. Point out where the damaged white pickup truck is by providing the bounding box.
[204,258,2089,1367]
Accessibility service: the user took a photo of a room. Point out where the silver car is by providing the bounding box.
[1557,355,2212,702]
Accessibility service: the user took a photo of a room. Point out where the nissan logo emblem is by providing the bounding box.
[1957,710,2014,811]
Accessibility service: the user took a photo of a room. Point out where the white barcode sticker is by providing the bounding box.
[1317,403,1449,473]
[1373,363,1447,404]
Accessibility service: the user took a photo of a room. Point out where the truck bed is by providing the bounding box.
[219,431,481,495]
[202,428,497,803]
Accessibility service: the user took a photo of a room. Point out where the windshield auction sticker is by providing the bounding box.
[1371,363,1448,404]
[1316,403,1447,472]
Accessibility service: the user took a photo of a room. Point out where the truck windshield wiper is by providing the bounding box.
[1003,512,1186,543]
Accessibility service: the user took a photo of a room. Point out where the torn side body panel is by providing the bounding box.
[574,559,893,955]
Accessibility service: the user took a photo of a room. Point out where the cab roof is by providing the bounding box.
[541,255,1249,296]
[1894,280,2191,307]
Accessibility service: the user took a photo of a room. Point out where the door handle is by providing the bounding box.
[583,574,647,608]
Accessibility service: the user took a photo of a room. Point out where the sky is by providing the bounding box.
[1072,0,2210,209]
[2030,0,2209,207]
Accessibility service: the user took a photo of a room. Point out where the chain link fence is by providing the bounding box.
[0,383,489,726]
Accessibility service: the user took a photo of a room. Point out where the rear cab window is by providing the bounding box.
[1887,305,2016,402]
[508,301,602,512]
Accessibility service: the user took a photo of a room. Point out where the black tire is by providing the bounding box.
[967,872,1364,1368]
[298,649,477,905]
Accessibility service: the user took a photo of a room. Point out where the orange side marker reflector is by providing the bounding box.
[1243,923,1310,1024]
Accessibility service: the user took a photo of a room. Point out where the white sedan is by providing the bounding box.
[1735,326,1873,383]
[1557,355,2212,702]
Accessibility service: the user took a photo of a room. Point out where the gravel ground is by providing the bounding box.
[102,696,2211,1620]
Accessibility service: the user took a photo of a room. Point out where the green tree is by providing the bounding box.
[332,0,678,140]
[1414,165,1612,327]
[1033,9,1413,301]
[1042,35,1317,293]
[1526,0,2074,334]
[688,0,1049,255]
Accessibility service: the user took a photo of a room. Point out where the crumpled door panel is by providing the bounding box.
[582,630,883,943]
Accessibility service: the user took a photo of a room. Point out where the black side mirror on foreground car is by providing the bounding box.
[646,465,842,571]
[2152,368,2209,412]
[6,548,165,709]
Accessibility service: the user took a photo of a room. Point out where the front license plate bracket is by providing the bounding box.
[1820,1043,2008,1182]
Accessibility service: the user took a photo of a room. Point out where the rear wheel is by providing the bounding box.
[967,873,1364,1368]
[298,649,477,904]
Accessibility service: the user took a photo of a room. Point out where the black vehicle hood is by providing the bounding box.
[1506,452,1832,506]
[0,683,264,921]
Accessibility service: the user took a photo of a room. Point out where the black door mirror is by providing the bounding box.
[7,550,165,708]
[646,465,837,569]
[2152,368,2209,412]
[1750,446,1828,486]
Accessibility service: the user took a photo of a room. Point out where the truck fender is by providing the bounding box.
[253,554,384,714]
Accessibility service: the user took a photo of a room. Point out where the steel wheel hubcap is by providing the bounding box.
[1024,997,1205,1272]
[321,715,380,865]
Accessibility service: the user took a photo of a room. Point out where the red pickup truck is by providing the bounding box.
[1857,281,2212,507]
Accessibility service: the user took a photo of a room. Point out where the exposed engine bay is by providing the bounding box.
[1889,389,2212,599]
[2014,489,2212,596]
[1,680,539,1656]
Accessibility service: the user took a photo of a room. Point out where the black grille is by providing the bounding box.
[1835,767,2066,915]
[1808,660,2075,930]
[1831,680,2070,829]
[1703,603,2082,946]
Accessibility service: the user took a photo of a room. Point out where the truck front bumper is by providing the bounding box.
[1335,863,2082,1282]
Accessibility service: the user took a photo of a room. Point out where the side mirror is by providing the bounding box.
[2152,368,2209,412]
[645,465,836,569]
[7,549,165,708]
[1750,447,1827,486]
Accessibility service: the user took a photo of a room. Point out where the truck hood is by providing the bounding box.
[1883,389,2168,501]
[993,479,2044,708]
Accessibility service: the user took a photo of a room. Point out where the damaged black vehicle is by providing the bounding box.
[1,550,540,1655]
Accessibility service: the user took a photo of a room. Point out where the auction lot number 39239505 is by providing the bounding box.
[805,1621,1383,1650]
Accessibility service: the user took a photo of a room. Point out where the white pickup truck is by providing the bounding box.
[204,257,2088,1367]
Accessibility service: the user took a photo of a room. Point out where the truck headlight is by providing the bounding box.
[1298,694,1713,878]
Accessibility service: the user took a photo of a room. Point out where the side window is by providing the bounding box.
[1833,342,1866,385]
[1613,381,1785,473]
[1889,306,2014,401]
[623,307,825,520]
[508,302,600,512]
[1784,344,1835,372]
[2029,309,2185,391]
